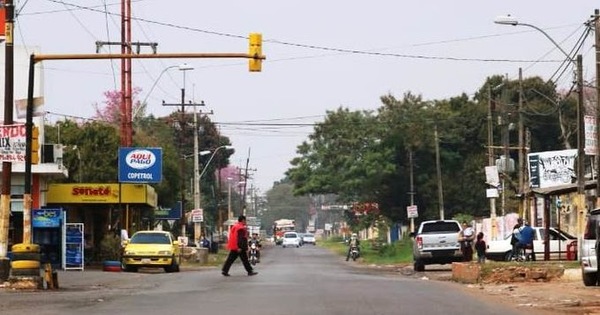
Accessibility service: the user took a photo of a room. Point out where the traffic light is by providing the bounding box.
[248,33,262,72]
[31,126,39,164]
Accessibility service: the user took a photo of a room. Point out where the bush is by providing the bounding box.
[99,234,122,261]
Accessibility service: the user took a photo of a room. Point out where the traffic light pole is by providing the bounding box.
[21,41,265,248]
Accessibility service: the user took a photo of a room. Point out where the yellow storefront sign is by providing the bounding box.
[47,183,157,206]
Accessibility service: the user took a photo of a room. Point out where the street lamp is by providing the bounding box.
[494,15,574,61]
[138,64,195,117]
[495,15,586,260]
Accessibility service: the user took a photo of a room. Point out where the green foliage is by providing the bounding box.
[98,233,122,261]
[285,74,577,225]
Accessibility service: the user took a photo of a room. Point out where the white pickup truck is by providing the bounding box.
[410,220,463,271]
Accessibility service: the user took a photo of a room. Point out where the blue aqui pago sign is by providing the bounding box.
[118,147,162,183]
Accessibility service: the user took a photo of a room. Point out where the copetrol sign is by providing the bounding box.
[118,147,162,183]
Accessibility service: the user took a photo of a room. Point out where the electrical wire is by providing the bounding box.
[40,0,565,64]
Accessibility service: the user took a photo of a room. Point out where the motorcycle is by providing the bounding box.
[249,242,259,265]
[350,246,360,261]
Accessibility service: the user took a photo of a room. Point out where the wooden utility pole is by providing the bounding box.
[0,0,14,280]
[434,125,444,220]
[488,85,498,240]
[594,9,600,207]
[408,149,415,233]
[577,54,585,239]
[518,68,526,219]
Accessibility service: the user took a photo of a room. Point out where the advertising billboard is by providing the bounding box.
[118,147,162,183]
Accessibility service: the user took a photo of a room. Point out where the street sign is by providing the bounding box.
[191,209,203,223]
[407,205,418,219]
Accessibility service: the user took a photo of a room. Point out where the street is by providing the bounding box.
[0,245,523,315]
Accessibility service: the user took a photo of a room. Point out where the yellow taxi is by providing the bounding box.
[121,231,181,273]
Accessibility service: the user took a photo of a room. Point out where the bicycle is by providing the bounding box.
[510,243,535,262]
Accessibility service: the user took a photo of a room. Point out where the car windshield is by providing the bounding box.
[130,233,171,244]
[284,234,297,238]
[304,234,314,238]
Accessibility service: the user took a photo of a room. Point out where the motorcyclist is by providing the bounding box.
[248,233,262,263]
[346,233,360,261]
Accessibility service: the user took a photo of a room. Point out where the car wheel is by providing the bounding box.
[282,245,286,248]
[164,257,179,273]
[582,272,598,286]
[504,251,514,262]
[122,263,138,272]
[414,260,425,272]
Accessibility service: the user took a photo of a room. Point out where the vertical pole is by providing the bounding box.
[228,180,232,221]
[577,55,586,253]
[180,85,186,237]
[488,85,498,240]
[24,55,35,245]
[434,125,444,220]
[0,0,14,263]
[518,68,526,221]
[595,9,600,208]
[502,102,509,217]
[193,109,201,245]
[409,149,415,233]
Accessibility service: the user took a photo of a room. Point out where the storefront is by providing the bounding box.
[46,183,157,263]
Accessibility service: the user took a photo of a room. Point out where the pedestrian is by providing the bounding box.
[221,215,258,277]
[458,221,475,262]
[474,232,486,264]
[510,218,523,260]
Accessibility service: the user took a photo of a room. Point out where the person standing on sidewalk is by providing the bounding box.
[221,215,258,277]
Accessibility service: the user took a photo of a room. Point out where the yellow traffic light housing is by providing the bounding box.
[31,126,39,164]
[248,33,263,72]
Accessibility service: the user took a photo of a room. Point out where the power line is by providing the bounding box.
[39,0,567,64]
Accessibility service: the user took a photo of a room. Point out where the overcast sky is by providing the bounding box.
[4,0,599,193]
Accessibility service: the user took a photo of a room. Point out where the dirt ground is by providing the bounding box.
[359,263,600,315]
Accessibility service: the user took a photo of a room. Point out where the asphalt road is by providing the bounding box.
[0,244,524,315]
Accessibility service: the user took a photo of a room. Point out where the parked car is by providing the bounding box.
[486,227,576,262]
[282,232,301,248]
[302,233,316,245]
[581,208,600,286]
[121,231,181,273]
[410,220,463,271]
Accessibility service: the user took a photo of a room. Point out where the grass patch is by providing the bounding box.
[320,237,414,265]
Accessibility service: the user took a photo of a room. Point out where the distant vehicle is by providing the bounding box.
[274,219,295,245]
[581,209,600,286]
[121,231,181,273]
[302,233,316,245]
[486,227,576,262]
[410,220,463,272]
[282,232,301,248]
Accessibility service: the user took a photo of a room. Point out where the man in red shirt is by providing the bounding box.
[221,215,258,276]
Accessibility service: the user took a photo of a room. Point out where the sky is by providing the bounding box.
[3,0,599,194]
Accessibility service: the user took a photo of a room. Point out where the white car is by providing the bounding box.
[282,232,301,248]
[486,227,576,261]
[302,233,316,245]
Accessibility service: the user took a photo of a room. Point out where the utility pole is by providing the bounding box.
[434,125,444,220]
[488,85,498,240]
[518,68,527,220]
[0,0,14,280]
[408,149,415,233]
[163,65,201,238]
[577,54,586,239]
[594,9,600,207]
